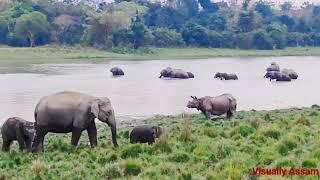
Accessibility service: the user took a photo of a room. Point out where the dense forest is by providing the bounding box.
[0,0,320,50]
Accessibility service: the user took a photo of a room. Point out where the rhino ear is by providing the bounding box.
[91,100,100,118]
[195,96,198,100]
[190,96,194,99]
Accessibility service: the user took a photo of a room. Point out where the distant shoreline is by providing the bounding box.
[0,46,320,64]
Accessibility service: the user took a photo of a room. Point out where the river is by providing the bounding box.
[0,56,319,123]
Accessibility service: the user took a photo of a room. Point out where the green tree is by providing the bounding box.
[131,15,153,49]
[182,22,211,47]
[0,16,8,43]
[252,29,273,50]
[152,28,184,47]
[238,10,255,33]
[14,11,50,47]
[255,0,273,23]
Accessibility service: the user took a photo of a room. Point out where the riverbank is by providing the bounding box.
[1,46,320,64]
[1,107,320,179]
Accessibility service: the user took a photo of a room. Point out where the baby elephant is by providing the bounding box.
[1,117,35,152]
[130,126,162,144]
[110,67,124,76]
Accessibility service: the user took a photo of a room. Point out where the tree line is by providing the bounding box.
[1,0,320,50]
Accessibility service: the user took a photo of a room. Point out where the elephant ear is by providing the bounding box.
[91,99,100,118]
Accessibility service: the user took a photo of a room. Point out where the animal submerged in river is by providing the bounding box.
[110,67,124,76]
[130,125,162,144]
[214,72,238,80]
[159,67,194,79]
[1,117,35,152]
[31,91,118,153]
[266,62,280,72]
[187,94,237,119]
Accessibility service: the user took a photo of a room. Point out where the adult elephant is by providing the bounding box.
[110,67,124,76]
[214,72,238,80]
[187,94,237,119]
[264,71,280,81]
[266,62,280,72]
[159,67,192,79]
[275,72,291,81]
[31,91,118,153]
[282,68,298,79]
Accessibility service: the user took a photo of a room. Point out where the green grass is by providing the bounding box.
[1,106,320,179]
[0,46,320,64]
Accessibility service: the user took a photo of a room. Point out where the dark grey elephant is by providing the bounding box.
[275,72,291,81]
[110,67,124,76]
[187,72,194,78]
[1,117,35,152]
[159,67,193,79]
[31,91,118,153]
[214,72,238,80]
[282,68,298,79]
[187,93,237,119]
[264,71,280,81]
[266,62,280,72]
[130,126,162,144]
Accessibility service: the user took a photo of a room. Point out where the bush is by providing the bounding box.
[106,153,118,162]
[202,127,218,138]
[252,29,273,50]
[231,125,254,137]
[31,160,48,176]
[262,127,281,139]
[99,163,122,179]
[168,152,190,163]
[179,119,191,142]
[123,160,142,176]
[302,159,317,168]
[295,115,310,126]
[153,132,172,153]
[121,144,144,159]
[152,28,184,47]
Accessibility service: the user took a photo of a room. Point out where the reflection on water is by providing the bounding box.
[0,56,319,123]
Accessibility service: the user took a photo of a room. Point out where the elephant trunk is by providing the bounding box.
[110,125,118,147]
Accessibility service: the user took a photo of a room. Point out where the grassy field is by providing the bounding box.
[0,46,320,64]
[1,107,320,179]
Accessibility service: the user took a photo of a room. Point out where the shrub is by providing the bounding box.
[121,144,143,159]
[106,153,118,162]
[302,159,317,168]
[123,160,142,176]
[179,119,191,142]
[168,152,190,163]
[153,132,172,153]
[31,160,48,176]
[231,125,254,137]
[202,127,218,138]
[295,115,310,126]
[98,163,122,179]
[262,127,281,139]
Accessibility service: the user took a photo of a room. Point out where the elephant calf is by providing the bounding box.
[110,67,124,76]
[130,126,162,144]
[266,62,280,72]
[1,117,35,152]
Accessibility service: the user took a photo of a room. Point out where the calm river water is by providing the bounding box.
[0,56,319,123]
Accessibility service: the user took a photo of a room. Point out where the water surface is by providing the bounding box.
[0,56,319,123]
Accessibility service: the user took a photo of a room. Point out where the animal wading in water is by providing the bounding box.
[1,117,35,152]
[159,67,194,79]
[110,67,124,76]
[130,126,162,144]
[214,72,238,80]
[187,94,237,119]
[31,91,118,153]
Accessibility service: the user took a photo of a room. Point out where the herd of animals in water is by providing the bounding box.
[1,62,299,153]
[111,62,299,81]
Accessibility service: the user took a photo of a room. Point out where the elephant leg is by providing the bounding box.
[25,139,32,152]
[17,138,25,152]
[2,140,12,152]
[87,123,97,148]
[71,128,83,146]
[32,129,47,153]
